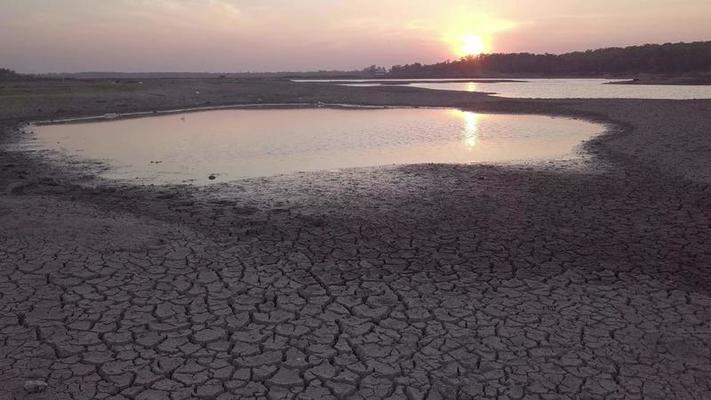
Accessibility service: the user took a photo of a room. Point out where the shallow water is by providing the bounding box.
[28,108,603,185]
[406,79,711,99]
[293,78,510,83]
[302,78,711,99]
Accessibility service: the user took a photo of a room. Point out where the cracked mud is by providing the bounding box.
[1,80,711,399]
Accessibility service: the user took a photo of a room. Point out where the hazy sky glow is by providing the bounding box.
[2,0,711,73]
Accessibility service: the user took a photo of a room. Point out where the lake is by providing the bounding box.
[27,107,604,185]
[297,78,711,99]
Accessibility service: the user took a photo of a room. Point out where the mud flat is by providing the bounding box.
[611,75,711,85]
[1,79,711,399]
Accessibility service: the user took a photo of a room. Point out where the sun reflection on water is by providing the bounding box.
[449,110,480,149]
[465,82,478,93]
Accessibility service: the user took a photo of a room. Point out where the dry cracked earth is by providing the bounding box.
[1,80,711,400]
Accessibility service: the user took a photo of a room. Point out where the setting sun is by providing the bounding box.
[459,34,487,57]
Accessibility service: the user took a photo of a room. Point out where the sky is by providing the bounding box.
[2,0,711,73]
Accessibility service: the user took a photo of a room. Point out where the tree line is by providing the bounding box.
[388,41,711,77]
[0,68,21,80]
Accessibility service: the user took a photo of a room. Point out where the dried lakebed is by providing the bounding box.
[1,80,711,400]
[23,108,603,185]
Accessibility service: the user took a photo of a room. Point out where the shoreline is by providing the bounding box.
[18,107,614,188]
[609,76,711,85]
[11,96,621,190]
[2,79,711,399]
[296,79,528,85]
[27,102,396,125]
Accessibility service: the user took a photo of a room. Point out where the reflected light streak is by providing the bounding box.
[453,110,479,149]
[448,110,480,148]
[464,112,479,148]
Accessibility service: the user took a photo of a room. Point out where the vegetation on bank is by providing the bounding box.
[0,68,25,81]
[388,41,711,77]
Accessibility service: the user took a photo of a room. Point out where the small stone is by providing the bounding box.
[208,174,217,180]
[24,380,48,393]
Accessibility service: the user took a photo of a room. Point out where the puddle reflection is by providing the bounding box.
[28,108,603,185]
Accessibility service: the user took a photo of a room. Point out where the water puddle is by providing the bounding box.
[25,107,604,185]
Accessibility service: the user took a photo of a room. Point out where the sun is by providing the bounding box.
[459,34,487,57]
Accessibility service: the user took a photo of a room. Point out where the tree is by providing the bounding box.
[0,68,21,80]
[362,65,388,76]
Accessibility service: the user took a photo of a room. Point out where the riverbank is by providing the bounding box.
[1,78,711,399]
[611,75,711,85]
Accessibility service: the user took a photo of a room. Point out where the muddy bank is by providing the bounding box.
[1,79,711,399]
[610,75,711,85]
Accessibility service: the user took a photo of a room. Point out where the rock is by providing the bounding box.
[24,380,48,393]
[208,174,217,180]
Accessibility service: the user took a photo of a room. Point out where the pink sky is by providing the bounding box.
[2,0,711,73]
